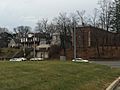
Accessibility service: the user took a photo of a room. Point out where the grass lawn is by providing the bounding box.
[0,61,120,90]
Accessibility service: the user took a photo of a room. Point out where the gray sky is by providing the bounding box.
[0,0,98,31]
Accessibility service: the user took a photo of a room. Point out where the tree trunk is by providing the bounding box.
[95,38,101,57]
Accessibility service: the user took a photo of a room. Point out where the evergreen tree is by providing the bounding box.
[111,0,120,33]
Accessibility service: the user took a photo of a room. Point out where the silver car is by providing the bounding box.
[30,58,44,61]
[72,58,89,63]
[19,57,27,61]
[10,58,22,61]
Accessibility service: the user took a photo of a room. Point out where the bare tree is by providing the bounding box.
[53,12,71,56]
[35,18,48,33]
[98,0,113,31]
[47,22,58,34]
[14,26,31,38]
[76,10,88,26]
[53,13,71,33]
[35,21,43,33]
[42,19,48,32]
[88,8,100,27]
[69,13,79,28]
[0,27,9,33]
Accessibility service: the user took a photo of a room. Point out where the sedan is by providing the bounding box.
[30,58,44,61]
[10,58,22,61]
[72,58,89,63]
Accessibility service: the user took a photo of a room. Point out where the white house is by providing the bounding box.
[36,44,50,59]
[8,39,20,48]
[51,33,61,45]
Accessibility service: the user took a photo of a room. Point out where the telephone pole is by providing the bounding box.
[33,32,36,58]
[23,33,26,57]
[73,21,76,60]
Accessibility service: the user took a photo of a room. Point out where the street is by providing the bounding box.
[91,61,120,68]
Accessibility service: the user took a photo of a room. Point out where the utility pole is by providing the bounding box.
[73,21,76,60]
[23,33,26,57]
[33,32,36,58]
[64,24,66,57]
[23,43,26,57]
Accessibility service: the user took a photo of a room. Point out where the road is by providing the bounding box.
[91,61,120,68]
[91,60,120,90]
[115,84,120,90]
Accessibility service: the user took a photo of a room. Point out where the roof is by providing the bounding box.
[20,32,51,39]
[11,38,20,43]
[76,26,116,34]
[36,44,50,49]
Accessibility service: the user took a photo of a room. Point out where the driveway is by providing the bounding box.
[91,61,120,68]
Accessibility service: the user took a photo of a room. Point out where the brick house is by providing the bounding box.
[75,26,116,48]
[64,26,120,59]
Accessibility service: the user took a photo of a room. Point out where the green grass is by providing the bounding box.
[0,61,120,90]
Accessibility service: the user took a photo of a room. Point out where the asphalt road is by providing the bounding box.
[91,61,120,68]
[91,61,120,90]
[114,82,120,90]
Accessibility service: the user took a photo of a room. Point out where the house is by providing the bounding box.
[63,26,120,59]
[19,32,52,59]
[51,33,61,45]
[8,39,20,48]
[35,37,50,59]
[20,33,51,48]
[0,32,13,48]
[36,44,50,59]
[75,26,116,48]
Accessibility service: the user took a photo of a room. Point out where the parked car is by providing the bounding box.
[72,58,89,63]
[19,57,27,61]
[30,58,44,61]
[10,58,27,61]
[10,58,22,61]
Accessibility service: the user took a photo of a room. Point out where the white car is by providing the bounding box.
[72,58,89,63]
[30,58,44,61]
[10,58,22,61]
[19,57,27,61]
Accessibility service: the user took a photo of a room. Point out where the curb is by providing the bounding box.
[106,77,120,90]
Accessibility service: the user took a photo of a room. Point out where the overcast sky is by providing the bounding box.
[0,0,98,31]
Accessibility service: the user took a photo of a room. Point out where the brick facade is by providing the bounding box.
[75,26,118,48]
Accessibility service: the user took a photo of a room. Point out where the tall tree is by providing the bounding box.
[14,26,31,38]
[111,0,120,33]
[35,19,48,33]
[47,23,58,34]
[88,8,100,27]
[0,27,9,33]
[98,0,113,31]
[53,12,71,56]
[76,10,88,26]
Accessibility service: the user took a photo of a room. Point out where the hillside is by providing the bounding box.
[0,48,20,59]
